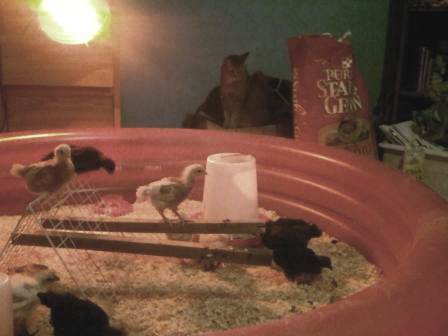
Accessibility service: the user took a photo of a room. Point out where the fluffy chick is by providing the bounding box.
[38,291,124,336]
[136,164,206,223]
[261,218,332,283]
[42,145,115,175]
[8,264,60,336]
[10,144,75,194]
[272,246,332,283]
[262,218,322,250]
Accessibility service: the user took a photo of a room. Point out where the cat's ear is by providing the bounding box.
[236,52,250,64]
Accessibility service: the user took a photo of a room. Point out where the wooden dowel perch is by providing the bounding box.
[40,217,267,234]
[11,232,273,266]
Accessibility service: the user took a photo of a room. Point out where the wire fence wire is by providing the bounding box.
[0,178,131,298]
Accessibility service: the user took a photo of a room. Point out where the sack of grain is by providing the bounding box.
[288,33,377,158]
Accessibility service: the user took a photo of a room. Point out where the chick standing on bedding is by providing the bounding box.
[261,218,332,284]
[37,291,125,336]
[10,144,75,194]
[136,164,206,223]
[8,264,60,336]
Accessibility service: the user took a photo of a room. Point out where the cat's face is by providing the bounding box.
[221,52,249,85]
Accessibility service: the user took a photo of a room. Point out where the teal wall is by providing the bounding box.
[119,0,389,127]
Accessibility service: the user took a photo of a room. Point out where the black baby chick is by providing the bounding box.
[275,246,332,282]
[262,218,322,249]
[42,145,115,175]
[37,291,124,336]
[261,218,332,284]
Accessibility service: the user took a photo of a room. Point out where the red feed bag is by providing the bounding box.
[288,34,377,158]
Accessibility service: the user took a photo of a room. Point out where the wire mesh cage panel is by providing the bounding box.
[0,178,129,297]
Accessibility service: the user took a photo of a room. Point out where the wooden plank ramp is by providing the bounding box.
[11,231,273,266]
[41,217,267,234]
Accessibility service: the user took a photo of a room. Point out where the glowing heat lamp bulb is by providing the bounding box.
[38,0,110,45]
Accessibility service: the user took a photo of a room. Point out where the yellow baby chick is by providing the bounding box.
[10,144,75,194]
[136,163,206,223]
[8,264,60,336]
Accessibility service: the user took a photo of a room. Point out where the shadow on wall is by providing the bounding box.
[118,0,389,128]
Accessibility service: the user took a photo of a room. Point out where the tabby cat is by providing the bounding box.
[220,52,271,128]
[183,52,292,136]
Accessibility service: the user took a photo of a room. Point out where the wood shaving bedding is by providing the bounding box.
[0,200,380,336]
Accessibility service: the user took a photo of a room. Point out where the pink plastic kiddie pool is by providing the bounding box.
[0,128,447,336]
